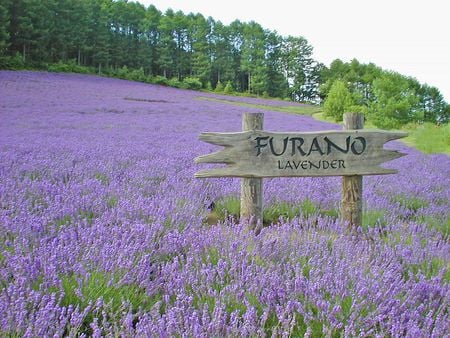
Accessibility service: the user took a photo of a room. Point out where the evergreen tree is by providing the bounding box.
[87,0,111,73]
[241,21,267,95]
[281,36,315,101]
[210,20,235,87]
[1,0,448,122]
[0,0,11,55]
[189,13,211,86]
[141,5,161,75]
[418,84,449,123]
[156,9,176,78]
[265,31,288,98]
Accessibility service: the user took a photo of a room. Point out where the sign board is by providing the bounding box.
[195,129,407,178]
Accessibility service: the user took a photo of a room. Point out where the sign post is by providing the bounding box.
[195,112,406,229]
[341,113,364,228]
[240,113,264,230]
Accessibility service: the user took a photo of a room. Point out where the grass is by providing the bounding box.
[60,271,156,312]
[210,197,338,226]
[404,257,450,283]
[210,195,450,240]
[390,195,429,213]
[362,210,387,230]
[199,95,449,154]
[416,214,450,238]
[197,96,322,116]
[402,122,450,154]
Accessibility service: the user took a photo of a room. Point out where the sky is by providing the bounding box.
[137,0,450,102]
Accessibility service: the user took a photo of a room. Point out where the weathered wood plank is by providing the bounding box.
[240,113,264,231]
[341,113,364,228]
[195,129,407,178]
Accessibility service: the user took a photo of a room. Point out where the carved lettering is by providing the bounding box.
[255,136,270,156]
[351,137,366,155]
[269,136,289,156]
[255,136,367,157]
[277,160,347,170]
[290,137,306,156]
[324,136,350,154]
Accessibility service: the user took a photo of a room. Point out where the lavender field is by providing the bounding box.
[0,71,449,337]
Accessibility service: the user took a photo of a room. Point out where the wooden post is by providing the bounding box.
[341,112,364,229]
[241,113,264,231]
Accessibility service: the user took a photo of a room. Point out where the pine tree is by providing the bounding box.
[0,0,11,55]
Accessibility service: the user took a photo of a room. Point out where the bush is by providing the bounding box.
[215,81,224,92]
[127,67,147,82]
[152,75,169,86]
[223,81,234,94]
[0,53,26,70]
[114,65,129,79]
[48,59,91,74]
[323,80,354,121]
[168,77,187,89]
[183,77,203,90]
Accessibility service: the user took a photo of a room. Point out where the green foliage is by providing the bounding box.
[323,80,354,121]
[48,59,91,74]
[321,59,449,128]
[362,210,387,230]
[214,80,224,92]
[127,67,147,82]
[168,77,187,89]
[223,81,234,94]
[1,0,448,115]
[54,215,72,227]
[263,199,319,224]
[391,195,429,213]
[152,75,169,86]
[183,77,203,90]
[416,215,450,238]
[94,172,110,185]
[60,272,157,313]
[197,97,322,116]
[0,53,26,70]
[403,122,450,154]
[404,257,450,282]
[202,247,220,266]
[78,210,96,225]
[213,196,240,220]
[368,72,420,129]
[213,197,323,226]
[264,202,301,223]
[107,196,118,209]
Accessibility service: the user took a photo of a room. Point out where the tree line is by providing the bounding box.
[0,0,448,125]
[321,59,449,127]
[0,0,320,101]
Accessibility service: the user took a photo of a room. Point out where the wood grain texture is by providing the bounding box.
[195,129,407,178]
[341,113,364,228]
[240,113,263,230]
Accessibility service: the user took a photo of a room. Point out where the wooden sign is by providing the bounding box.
[195,129,406,178]
[195,112,407,230]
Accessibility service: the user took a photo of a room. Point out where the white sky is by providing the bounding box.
[138,0,450,102]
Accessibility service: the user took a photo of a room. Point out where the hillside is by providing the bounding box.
[0,71,449,336]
